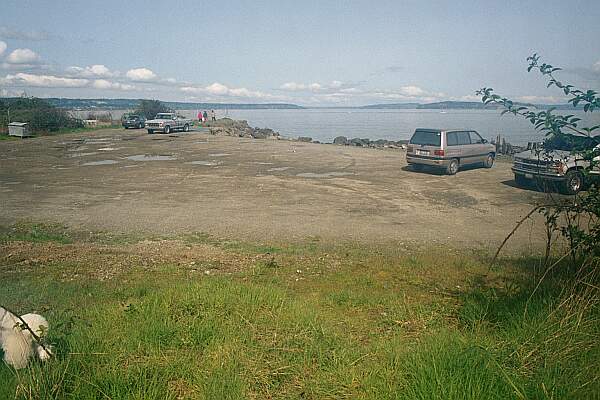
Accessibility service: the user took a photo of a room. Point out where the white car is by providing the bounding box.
[145,113,192,134]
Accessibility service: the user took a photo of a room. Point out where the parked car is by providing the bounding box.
[122,114,146,129]
[406,129,496,175]
[145,113,192,134]
[512,142,600,195]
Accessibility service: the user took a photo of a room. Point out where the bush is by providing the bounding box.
[135,99,171,120]
[86,112,113,123]
[0,97,83,133]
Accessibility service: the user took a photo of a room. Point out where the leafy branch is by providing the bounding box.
[479,54,600,265]
[476,54,600,140]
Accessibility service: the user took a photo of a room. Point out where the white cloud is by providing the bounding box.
[279,82,306,91]
[593,60,600,72]
[181,82,277,100]
[126,67,158,81]
[279,82,324,92]
[1,73,88,88]
[0,41,6,57]
[279,80,358,94]
[91,79,134,91]
[400,85,425,97]
[205,82,229,95]
[6,48,40,64]
[67,64,117,78]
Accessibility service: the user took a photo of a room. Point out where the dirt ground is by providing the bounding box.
[0,128,549,251]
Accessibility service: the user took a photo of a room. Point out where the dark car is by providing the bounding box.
[122,114,146,129]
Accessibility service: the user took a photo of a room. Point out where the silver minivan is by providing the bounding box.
[406,128,496,175]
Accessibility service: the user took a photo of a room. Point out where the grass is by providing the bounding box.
[0,222,72,244]
[0,223,598,399]
[0,134,19,141]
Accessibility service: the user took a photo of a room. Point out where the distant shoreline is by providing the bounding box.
[2,97,581,112]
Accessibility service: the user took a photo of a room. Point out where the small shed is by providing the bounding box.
[8,122,32,138]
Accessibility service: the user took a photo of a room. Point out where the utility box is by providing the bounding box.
[8,122,32,138]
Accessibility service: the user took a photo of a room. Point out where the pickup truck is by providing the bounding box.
[145,113,192,134]
[512,143,600,195]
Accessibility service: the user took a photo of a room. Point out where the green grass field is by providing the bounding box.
[1,223,598,399]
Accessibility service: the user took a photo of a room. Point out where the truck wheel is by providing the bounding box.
[484,153,495,168]
[183,124,189,132]
[164,125,171,134]
[138,123,143,129]
[560,170,584,195]
[147,129,154,134]
[514,174,528,187]
[446,159,459,175]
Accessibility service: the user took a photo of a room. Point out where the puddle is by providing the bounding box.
[267,167,291,172]
[188,161,221,166]
[69,152,99,158]
[68,146,89,152]
[126,154,177,161]
[208,153,230,157]
[82,160,119,166]
[85,138,113,143]
[98,147,121,151]
[296,172,353,178]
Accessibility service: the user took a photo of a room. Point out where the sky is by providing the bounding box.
[0,0,599,106]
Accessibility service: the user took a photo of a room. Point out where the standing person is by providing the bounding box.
[210,109,216,121]
[202,110,208,123]
[197,111,202,124]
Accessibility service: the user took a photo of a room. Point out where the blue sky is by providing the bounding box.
[0,0,598,105]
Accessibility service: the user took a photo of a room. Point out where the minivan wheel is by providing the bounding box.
[446,159,459,175]
[484,153,495,168]
[560,170,584,195]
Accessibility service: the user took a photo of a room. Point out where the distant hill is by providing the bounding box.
[39,98,305,110]
[2,97,584,111]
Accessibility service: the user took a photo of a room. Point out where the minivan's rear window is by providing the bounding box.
[410,130,441,146]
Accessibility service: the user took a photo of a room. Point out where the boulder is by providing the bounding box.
[298,136,312,142]
[333,136,348,145]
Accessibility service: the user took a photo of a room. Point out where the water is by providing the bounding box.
[222,109,600,145]
[76,108,600,145]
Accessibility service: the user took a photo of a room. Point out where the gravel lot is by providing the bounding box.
[0,128,549,250]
